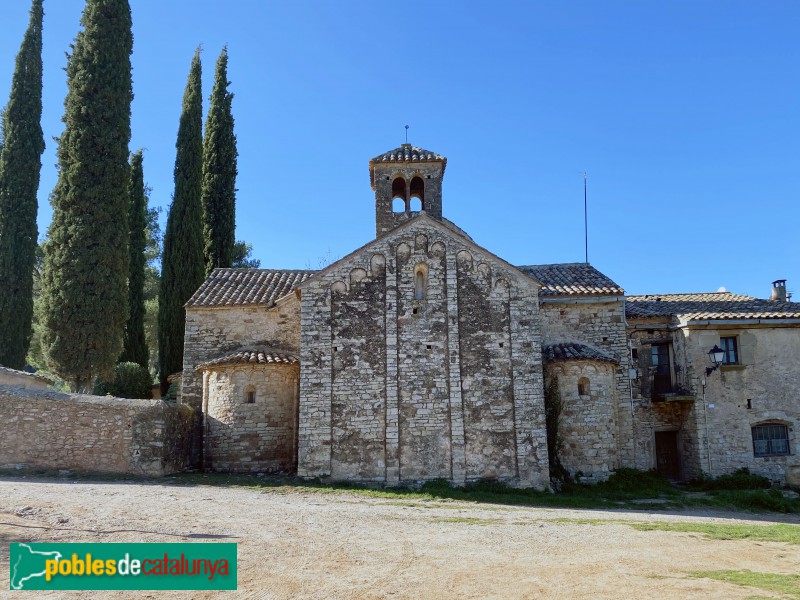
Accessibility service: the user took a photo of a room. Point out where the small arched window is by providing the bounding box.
[245,385,256,404]
[578,377,590,396]
[410,176,425,210]
[392,177,407,213]
[414,267,427,301]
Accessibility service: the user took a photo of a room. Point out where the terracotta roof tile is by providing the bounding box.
[517,263,624,296]
[542,342,618,364]
[626,292,800,321]
[198,347,299,370]
[186,268,316,308]
[369,144,447,187]
[370,144,446,165]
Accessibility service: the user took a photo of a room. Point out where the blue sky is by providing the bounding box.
[1,1,798,298]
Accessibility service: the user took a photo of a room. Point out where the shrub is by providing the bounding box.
[692,468,771,491]
[93,362,152,399]
[590,468,677,498]
[162,379,181,403]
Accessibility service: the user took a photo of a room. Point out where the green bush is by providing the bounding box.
[596,468,675,495]
[93,362,152,399]
[692,468,771,491]
[162,379,181,403]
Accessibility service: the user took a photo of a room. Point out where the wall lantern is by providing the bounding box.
[705,344,725,376]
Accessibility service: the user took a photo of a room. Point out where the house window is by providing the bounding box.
[245,386,256,404]
[752,423,789,457]
[578,377,590,396]
[720,336,738,365]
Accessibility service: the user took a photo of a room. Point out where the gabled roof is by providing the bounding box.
[369,144,447,188]
[197,347,299,370]
[542,342,618,364]
[626,292,800,322]
[297,212,541,292]
[186,269,316,308]
[516,263,624,297]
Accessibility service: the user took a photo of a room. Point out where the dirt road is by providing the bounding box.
[1,476,798,599]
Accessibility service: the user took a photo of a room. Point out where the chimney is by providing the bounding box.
[771,279,787,302]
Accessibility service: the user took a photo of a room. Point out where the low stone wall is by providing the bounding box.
[0,385,194,476]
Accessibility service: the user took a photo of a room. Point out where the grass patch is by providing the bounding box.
[164,470,800,513]
[3,468,798,515]
[632,522,800,545]
[690,570,800,598]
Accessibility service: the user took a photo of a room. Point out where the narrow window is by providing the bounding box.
[410,176,425,210]
[752,423,789,457]
[415,269,426,301]
[720,336,738,365]
[578,377,590,396]
[392,177,407,213]
[245,386,256,404]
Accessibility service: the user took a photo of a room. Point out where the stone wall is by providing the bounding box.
[298,217,549,489]
[686,326,800,484]
[373,159,443,236]
[203,364,298,473]
[0,385,193,476]
[181,298,300,411]
[540,300,630,467]
[546,361,617,482]
[628,322,800,485]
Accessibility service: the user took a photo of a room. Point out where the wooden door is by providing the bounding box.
[655,431,680,480]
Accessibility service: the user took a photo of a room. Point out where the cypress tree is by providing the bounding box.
[0,0,45,369]
[40,0,133,391]
[201,46,237,276]
[158,49,205,390]
[119,150,148,368]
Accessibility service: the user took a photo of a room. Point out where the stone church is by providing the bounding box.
[180,144,800,488]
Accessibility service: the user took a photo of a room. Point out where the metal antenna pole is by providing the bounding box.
[584,173,588,264]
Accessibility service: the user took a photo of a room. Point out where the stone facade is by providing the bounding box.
[178,145,800,488]
[545,359,618,482]
[296,216,547,488]
[627,292,800,485]
[203,363,299,473]
[0,385,193,476]
[182,297,302,411]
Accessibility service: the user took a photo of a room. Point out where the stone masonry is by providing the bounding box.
[179,144,800,488]
[0,385,193,476]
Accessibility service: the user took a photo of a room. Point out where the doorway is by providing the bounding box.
[655,430,680,480]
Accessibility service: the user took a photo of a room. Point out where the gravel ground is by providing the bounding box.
[1,476,799,599]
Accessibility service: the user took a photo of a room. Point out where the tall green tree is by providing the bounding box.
[201,46,237,276]
[159,49,205,390]
[119,150,148,368]
[0,0,45,369]
[40,0,133,391]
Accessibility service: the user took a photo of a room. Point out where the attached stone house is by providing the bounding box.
[180,144,800,487]
[626,286,800,486]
